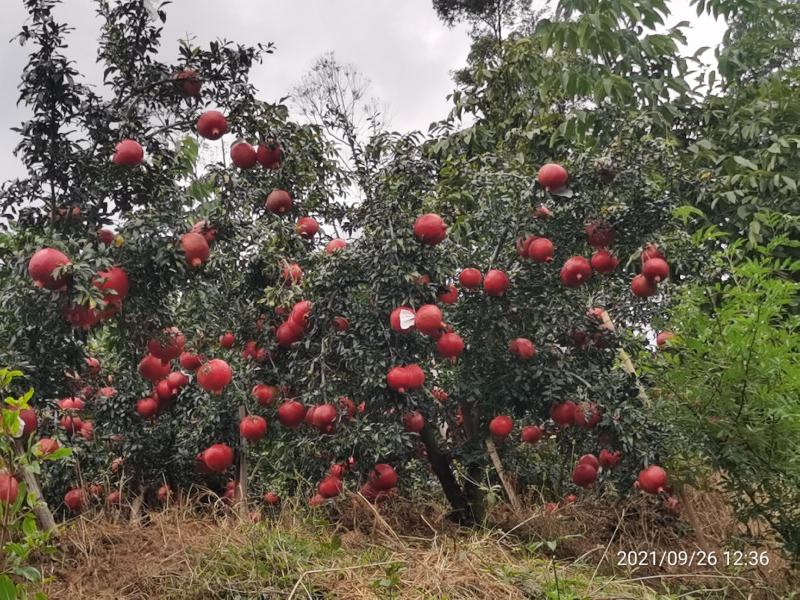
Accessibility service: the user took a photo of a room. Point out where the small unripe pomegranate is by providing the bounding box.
[296,216,320,239]
[528,237,554,263]
[266,189,292,214]
[202,443,234,473]
[325,238,348,254]
[631,274,657,298]
[112,139,144,166]
[520,425,542,444]
[483,270,510,296]
[560,256,592,288]
[403,411,425,433]
[436,332,465,359]
[196,359,233,394]
[437,285,458,305]
[642,257,670,282]
[240,415,268,442]
[196,110,228,140]
[538,163,568,190]
[489,415,513,438]
[175,68,202,96]
[413,213,447,245]
[230,142,257,169]
[28,248,71,290]
[590,249,618,274]
[637,465,668,494]
[277,400,306,428]
[508,337,536,360]
[181,232,210,268]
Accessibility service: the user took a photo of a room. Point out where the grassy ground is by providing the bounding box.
[36,491,795,599]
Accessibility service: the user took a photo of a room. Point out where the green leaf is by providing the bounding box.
[0,575,16,600]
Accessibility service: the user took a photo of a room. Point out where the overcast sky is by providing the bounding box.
[0,1,724,184]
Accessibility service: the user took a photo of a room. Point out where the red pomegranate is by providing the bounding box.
[181,232,210,268]
[252,384,279,406]
[28,248,71,290]
[413,213,447,245]
[483,269,510,296]
[656,331,675,347]
[155,379,176,403]
[573,402,602,428]
[436,332,465,359]
[318,476,343,499]
[256,141,282,169]
[578,454,600,470]
[36,438,59,456]
[534,205,553,218]
[370,464,398,491]
[58,397,84,411]
[550,401,577,426]
[196,110,228,140]
[599,449,621,469]
[572,464,597,487]
[585,222,616,248]
[85,356,101,375]
[263,491,280,506]
[59,415,81,434]
[308,494,325,507]
[112,139,144,166]
[508,337,536,360]
[521,425,543,444]
[196,359,232,394]
[289,300,312,329]
[631,274,657,297]
[240,415,268,442]
[138,354,171,382]
[281,261,304,285]
[277,400,306,428]
[106,491,122,505]
[147,327,185,361]
[296,216,320,239]
[403,411,425,433]
[64,488,87,512]
[538,163,568,190]
[219,331,235,349]
[438,285,458,305]
[637,465,668,494]
[179,352,203,371]
[265,189,292,214]
[175,68,202,96]
[332,316,349,332]
[157,485,172,504]
[560,256,592,287]
[338,396,356,419]
[190,220,217,244]
[642,258,670,282]
[528,237,554,263]
[386,365,425,393]
[230,142,257,169]
[590,249,618,274]
[564,494,577,504]
[276,322,302,348]
[312,404,338,432]
[80,421,94,439]
[19,408,36,438]
[325,238,348,254]
[93,266,129,307]
[0,473,19,504]
[203,443,234,473]
[459,268,482,289]
[489,415,513,438]
[390,306,415,333]
[97,228,115,245]
[136,397,159,418]
[166,372,189,389]
[415,304,444,336]
[640,243,664,263]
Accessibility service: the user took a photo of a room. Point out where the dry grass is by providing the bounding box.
[36,489,797,600]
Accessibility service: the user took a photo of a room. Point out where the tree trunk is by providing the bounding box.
[14,441,56,532]
[418,423,475,524]
[237,405,248,517]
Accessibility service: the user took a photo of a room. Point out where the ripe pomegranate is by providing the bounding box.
[28,248,71,290]
[112,139,144,166]
[181,232,210,268]
[19,408,36,438]
[219,332,235,349]
[318,476,342,499]
[564,494,577,504]
[370,464,398,491]
[656,331,675,347]
[516,235,535,258]
[147,327,186,361]
[94,266,129,306]
[642,257,670,282]
[179,352,203,371]
[312,404,338,433]
[308,494,325,507]
[266,189,292,214]
[155,379,176,403]
[175,68,201,96]
[203,443,234,473]
[36,438,59,456]
[637,465,668,494]
[415,304,444,336]
[413,213,447,245]
[573,402,602,428]
[332,316,349,332]
[329,464,346,479]
[240,415,268,442]
[136,397,159,418]
[252,384,279,406]
[98,228,115,245]
[296,216,320,239]
[572,463,598,487]
[640,243,664,263]
[166,371,189,389]
[64,488,87,512]
[550,401,577,427]
[256,141,282,169]
[197,359,232,394]
[157,485,172,504]
[521,425,543,444]
[538,163,568,190]
[489,415,514,438]
[190,220,217,244]
[403,411,425,433]
[0,473,19,504]
[560,256,592,287]
[386,365,425,393]
[436,332,465,359]
[458,268,482,289]
[277,400,306,428]
[276,322,302,348]
[281,261,304,285]
[438,285,458,305]
[585,222,616,248]
[534,205,553,218]
[230,142,257,169]
[578,454,600,470]
[304,405,318,427]
[79,421,94,440]
[84,356,101,375]
[196,110,228,140]
[599,449,621,469]
[483,269,510,296]
[106,491,122,505]
[138,354,171,382]
[338,396,356,419]
[631,274,657,298]
[390,306,416,333]
[264,491,280,506]
[590,249,618,274]
[528,237,554,263]
[289,300,312,329]
[325,238,348,254]
[63,303,99,329]
[508,337,536,360]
